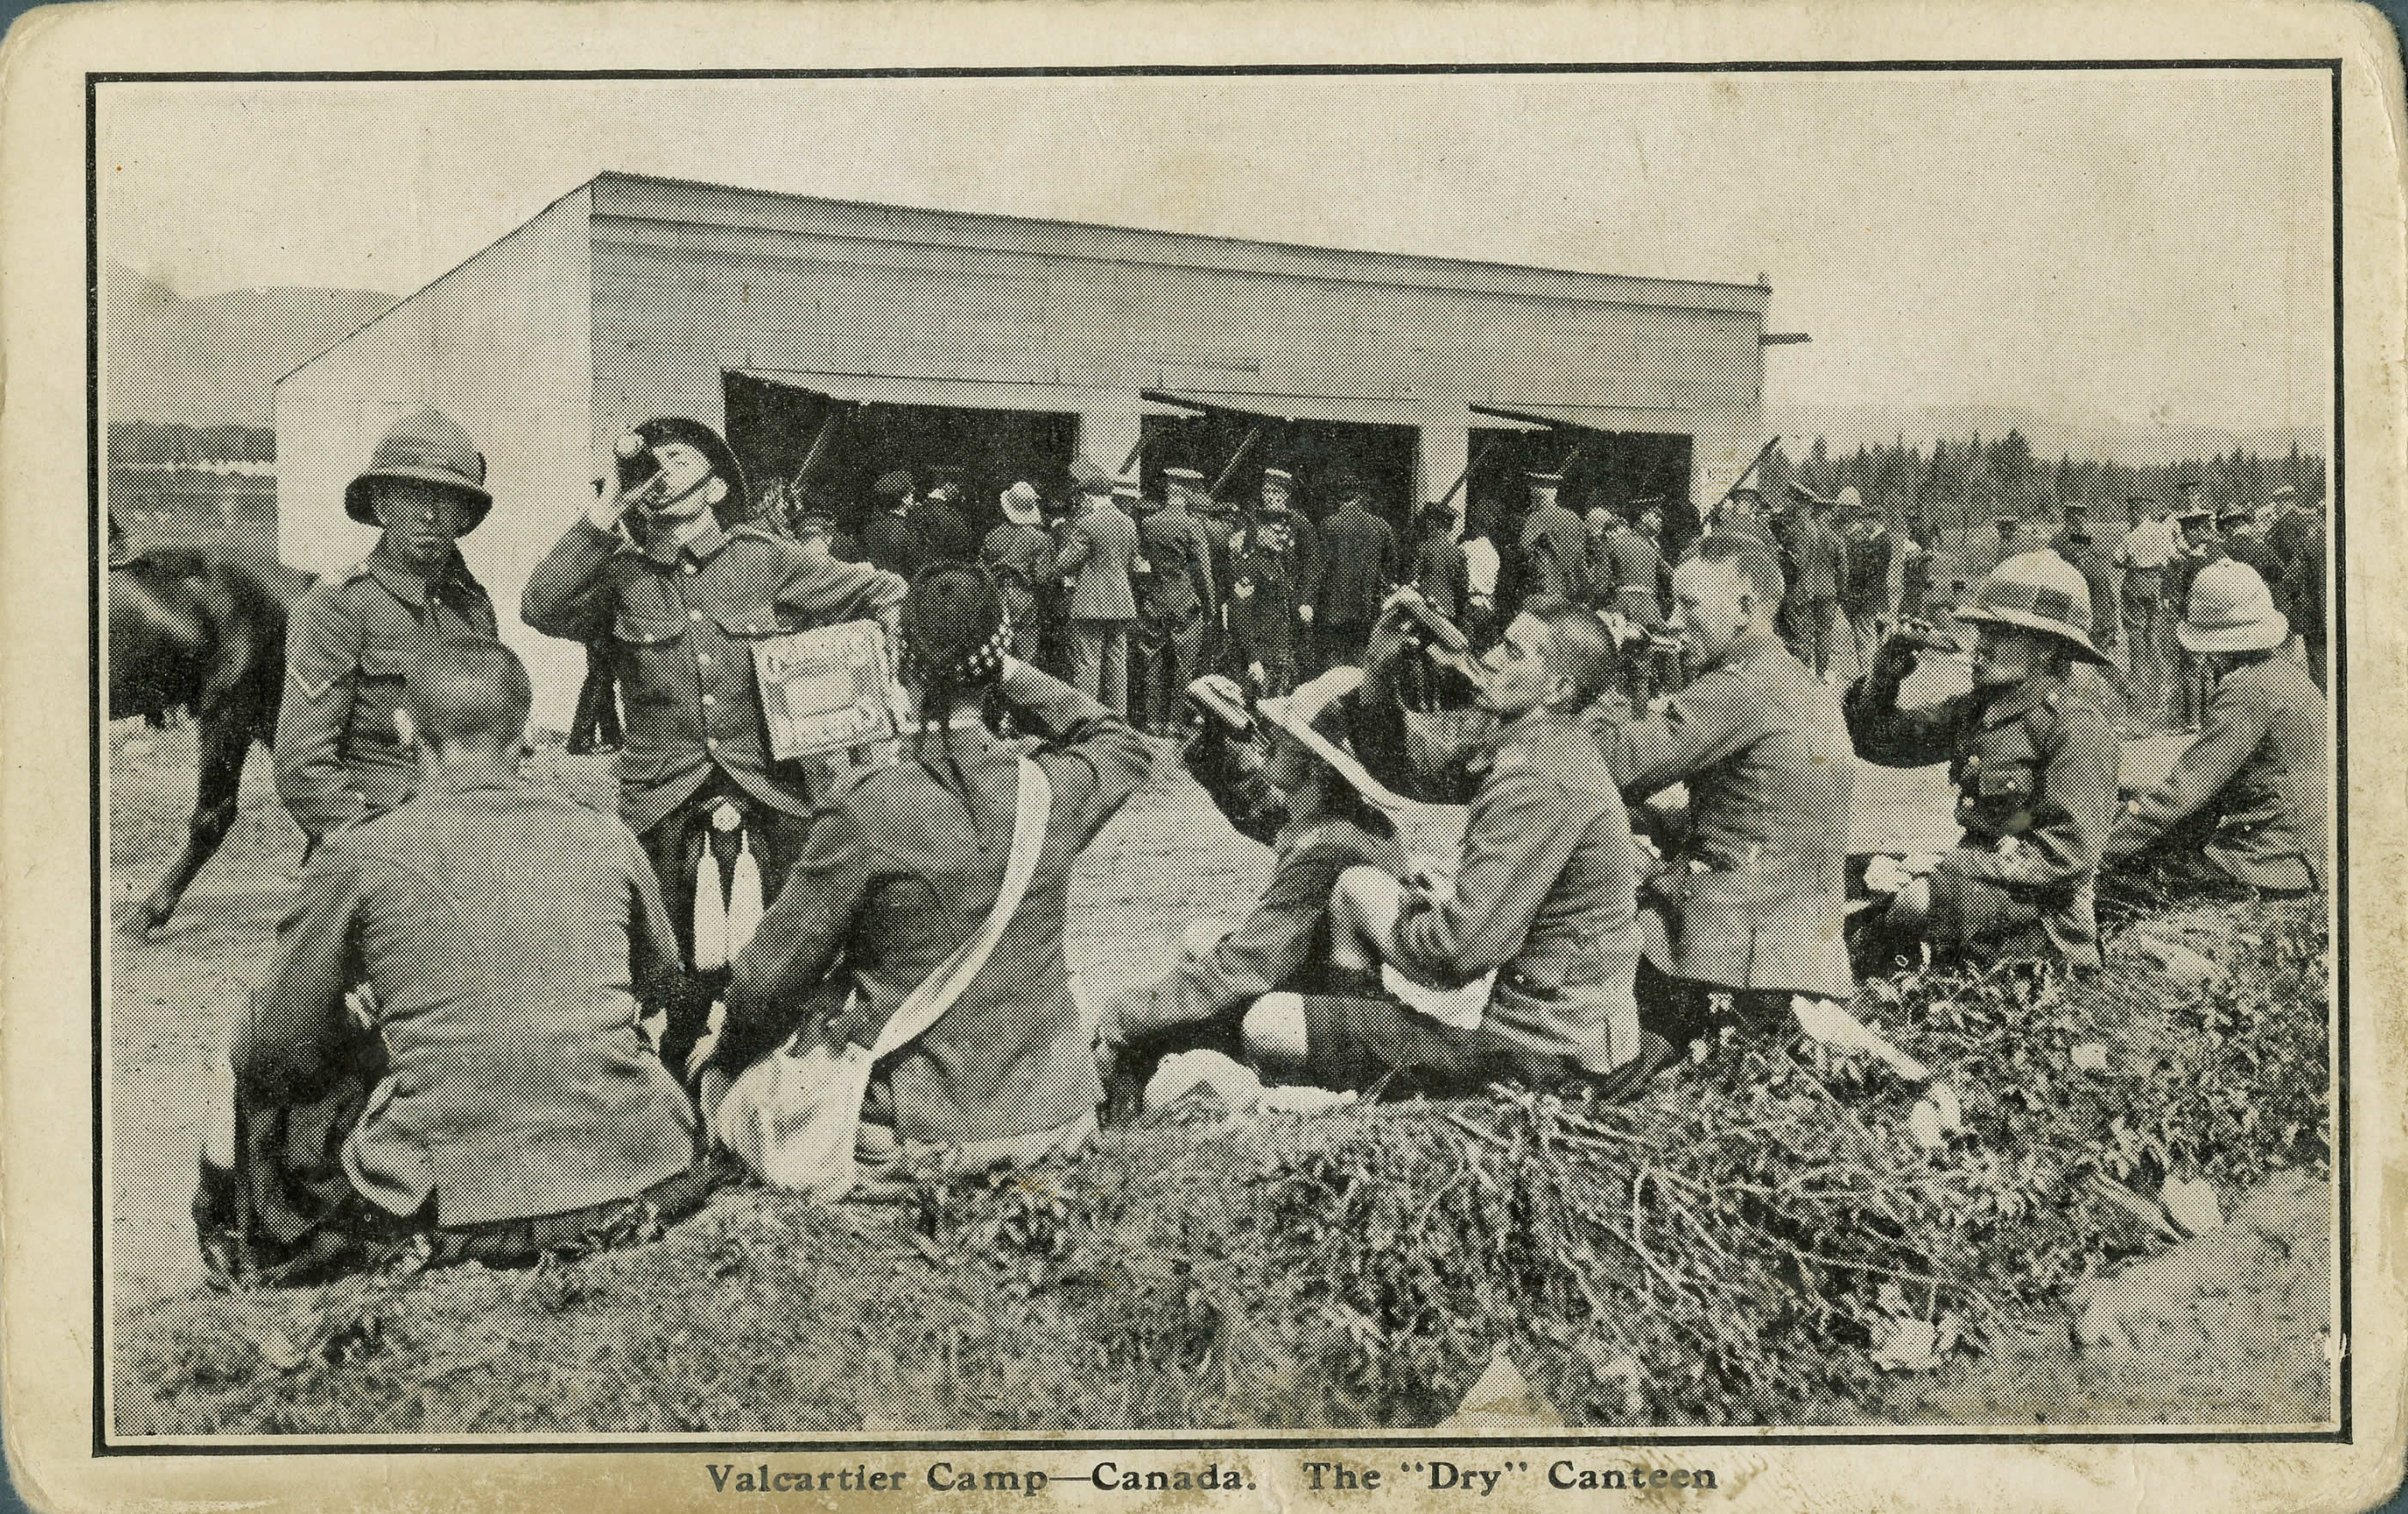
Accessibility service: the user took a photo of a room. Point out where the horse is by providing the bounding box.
[108,539,314,934]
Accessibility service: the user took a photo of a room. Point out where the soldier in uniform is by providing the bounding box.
[980,482,1056,663]
[1054,467,1144,720]
[1847,551,2122,973]
[1587,533,1857,1049]
[2111,495,2176,722]
[1840,491,1897,680]
[710,566,1152,1181]
[915,471,976,566]
[1277,471,1330,674]
[1249,595,1663,1099]
[522,417,907,1075]
[1093,668,1408,1116]
[1227,503,1305,698]
[1779,483,1848,681]
[1133,467,1219,734]
[1517,471,1590,606]
[2162,504,2223,733]
[2104,560,2325,902]
[1598,506,1674,710]
[861,470,924,580]
[2053,511,2135,719]
[275,408,500,847]
[1316,476,1400,667]
[201,639,711,1284]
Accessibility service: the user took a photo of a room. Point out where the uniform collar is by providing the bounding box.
[1702,625,1782,675]
[366,541,473,608]
[641,514,729,566]
[1979,674,2065,729]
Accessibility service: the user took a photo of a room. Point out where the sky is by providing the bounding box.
[97,70,2332,437]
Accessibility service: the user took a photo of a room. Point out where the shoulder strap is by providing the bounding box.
[863,758,1054,1061]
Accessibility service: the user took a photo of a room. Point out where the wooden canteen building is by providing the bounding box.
[277,171,1773,720]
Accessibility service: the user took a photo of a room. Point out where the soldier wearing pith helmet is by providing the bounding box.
[1847,551,2122,972]
[276,407,500,846]
[524,416,908,1075]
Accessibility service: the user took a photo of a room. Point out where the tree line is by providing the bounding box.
[1757,429,2325,539]
[109,422,275,466]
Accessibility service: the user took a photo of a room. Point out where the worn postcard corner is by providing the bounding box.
[3,1,2404,1511]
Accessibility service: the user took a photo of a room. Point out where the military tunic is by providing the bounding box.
[1846,668,2120,968]
[521,515,906,836]
[1520,501,1591,603]
[274,544,498,842]
[1347,699,1646,1078]
[718,662,1150,1154]
[1226,546,1301,695]
[1587,627,1857,1002]
[1135,500,1219,727]
[2105,654,2325,892]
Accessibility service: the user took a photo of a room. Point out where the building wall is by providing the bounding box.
[587,175,1765,510]
[286,172,1765,721]
[277,187,594,725]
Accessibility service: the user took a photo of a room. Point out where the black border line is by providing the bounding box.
[89,59,2350,1458]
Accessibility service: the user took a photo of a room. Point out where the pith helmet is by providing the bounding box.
[1955,551,2110,663]
[2177,559,2289,653]
[344,408,492,532]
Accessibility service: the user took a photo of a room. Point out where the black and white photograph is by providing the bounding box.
[12,8,2385,1483]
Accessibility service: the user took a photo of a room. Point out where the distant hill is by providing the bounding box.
[1764,401,2323,469]
[106,262,392,428]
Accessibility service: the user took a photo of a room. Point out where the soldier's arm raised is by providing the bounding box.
[521,514,622,642]
[1842,647,1964,768]
[273,587,367,840]
[1589,673,1766,801]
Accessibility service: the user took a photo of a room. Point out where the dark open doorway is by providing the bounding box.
[723,372,1082,545]
[1138,405,1421,537]
[1464,422,1692,619]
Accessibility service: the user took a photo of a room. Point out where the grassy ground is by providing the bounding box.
[112,897,2330,1435]
[108,656,2296,1436]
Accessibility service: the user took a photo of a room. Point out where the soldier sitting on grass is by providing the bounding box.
[1847,551,2121,975]
[1232,594,1668,1102]
[1092,668,1407,1119]
[195,638,713,1286]
[2102,559,2325,908]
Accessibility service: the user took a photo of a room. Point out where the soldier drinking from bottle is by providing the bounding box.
[1848,551,2121,974]
[522,417,906,1076]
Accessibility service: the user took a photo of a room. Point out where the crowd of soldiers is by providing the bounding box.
[191,407,2330,1286]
